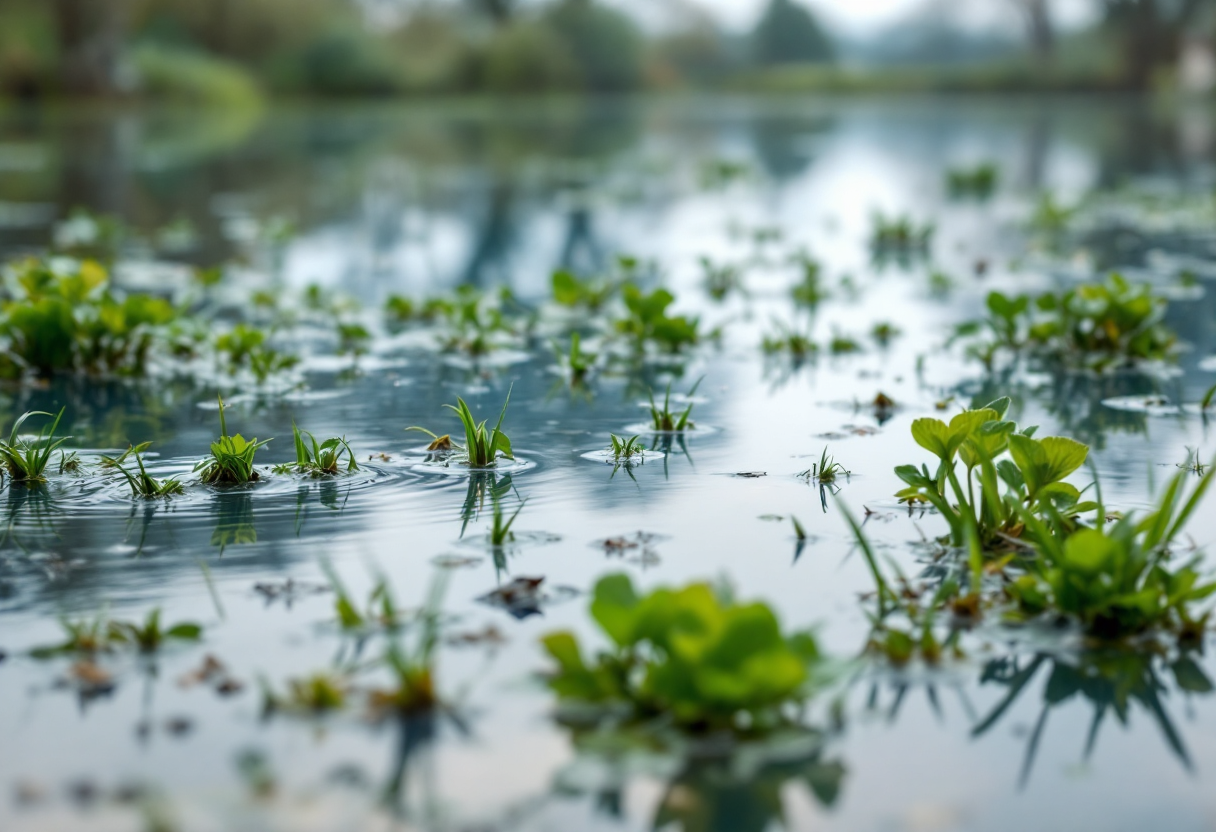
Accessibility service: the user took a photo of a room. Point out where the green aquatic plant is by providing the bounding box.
[540,573,823,733]
[829,333,862,355]
[615,285,700,354]
[608,434,646,462]
[264,672,348,714]
[194,396,271,485]
[800,448,850,484]
[337,322,371,356]
[870,212,934,253]
[761,322,817,360]
[106,442,185,498]
[699,257,744,301]
[368,577,447,716]
[31,609,202,657]
[956,274,1178,372]
[1030,191,1076,233]
[870,322,901,346]
[408,389,514,468]
[489,496,525,547]
[647,378,702,432]
[551,269,618,311]
[556,332,595,384]
[215,324,300,384]
[893,397,1095,550]
[273,424,357,477]
[946,163,998,198]
[1007,465,1216,642]
[57,450,81,475]
[0,257,176,379]
[0,408,69,483]
[323,563,402,631]
[790,252,829,310]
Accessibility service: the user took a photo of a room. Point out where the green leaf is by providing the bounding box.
[166,623,203,641]
[590,574,641,647]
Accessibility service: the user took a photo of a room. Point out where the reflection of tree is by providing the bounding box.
[973,649,1213,787]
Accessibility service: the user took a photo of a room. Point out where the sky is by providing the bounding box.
[659,0,1102,36]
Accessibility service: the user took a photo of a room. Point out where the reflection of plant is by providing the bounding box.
[973,649,1213,785]
[541,573,823,734]
[196,396,271,485]
[211,493,258,552]
[0,409,69,483]
[408,389,514,468]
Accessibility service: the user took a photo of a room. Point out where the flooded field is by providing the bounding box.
[1,96,1216,832]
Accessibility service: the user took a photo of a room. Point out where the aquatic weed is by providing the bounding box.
[194,396,271,485]
[273,423,357,477]
[0,408,69,483]
[608,434,646,462]
[106,442,185,498]
[408,388,514,468]
[647,377,702,432]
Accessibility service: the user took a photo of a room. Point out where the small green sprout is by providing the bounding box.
[761,322,817,359]
[323,562,402,631]
[1178,448,1207,477]
[557,332,595,384]
[31,608,202,657]
[608,434,646,462]
[0,408,69,483]
[870,322,901,346]
[263,672,348,714]
[194,396,271,485]
[106,442,185,498]
[551,269,618,311]
[337,322,371,356]
[58,450,81,475]
[647,378,702,432]
[273,423,357,477]
[800,448,850,484]
[408,388,514,468]
[829,333,861,355]
[108,608,203,653]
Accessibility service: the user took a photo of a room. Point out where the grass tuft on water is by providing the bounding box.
[273,423,357,477]
[408,387,514,468]
[647,378,702,432]
[195,395,271,485]
[106,442,185,498]
[0,408,69,483]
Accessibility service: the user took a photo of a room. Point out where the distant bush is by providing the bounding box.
[133,44,261,107]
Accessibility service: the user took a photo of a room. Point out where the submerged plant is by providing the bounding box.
[647,378,702,433]
[273,424,357,477]
[408,388,514,468]
[106,442,185,498]
[194,396,271,485]
[540,573,823,733]
[0,408,69,483]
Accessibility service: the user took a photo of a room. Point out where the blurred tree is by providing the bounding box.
[1103,0,1210,88]
[1009,0,1054,60]
[466,0,516,26]
[751,0,834,66]
[543,0,644,91]
[52,0,132,95]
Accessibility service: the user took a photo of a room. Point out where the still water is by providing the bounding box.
[1,96,1216,831]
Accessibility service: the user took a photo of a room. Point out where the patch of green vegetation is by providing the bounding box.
[273,424,357,477]
[489,496,525,547]
[870,212,934,254]
[0,257,176,379]
[870,322,901,346]
[551,269,618,312]
[31,609,202,657]
[408,389,514,468]
[324,562,403,631]
[698,158,751,189]
[946,163,999,199]
[699,256,744,301]
[608,434,646,462]
[541,573,823,734]
[615,285,700,354]
[263,672,348,714]
[337,322,371,356]
[195,396,271,485]
[647,378,702,432]
[800,448,849,484]
[790,252,829,310]
[106,442,185,498]
[956,274,1178,372]
[0,408,68,483]
[894,397,1095,551]
[556,332,595,385]
[761,322,817,359]
[215,324,300,385]
[1030,192,1076,233]
[829,332,862,355]
[1007,465,1216,642]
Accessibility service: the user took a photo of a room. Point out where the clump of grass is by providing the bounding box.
[870,322,901,346]
[30,608,202,657]
[194,396,271,485]
[540,573,823,734]
[829,333,861,355]
[57,450,81,474]
[615,285,700,354]
[761,322,817,360]
[106,442,185,498]
[272,424,357,477]
[608,434,646,462]
[215,324,300,384]
[263,672,348,714]
[408,388,514,468]
[800,448,850,484]
[0,408,69,483]
[647,378,703,432]
[870,212,934,253]
[551,269,619,312]
[946,163,999,198]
